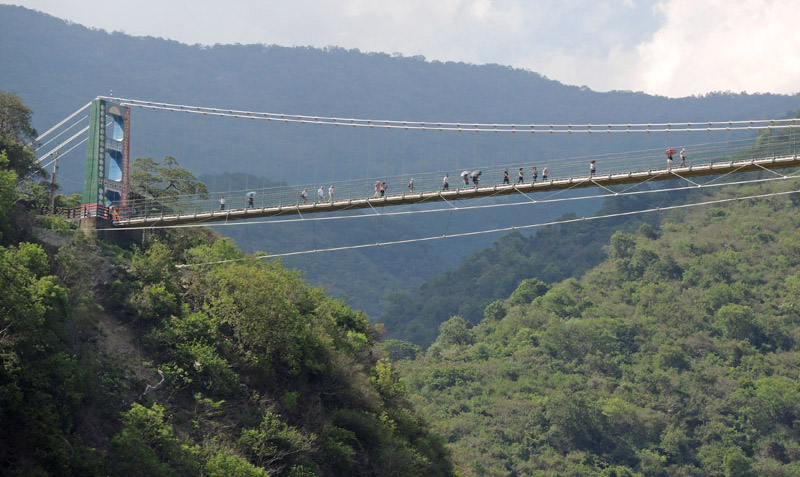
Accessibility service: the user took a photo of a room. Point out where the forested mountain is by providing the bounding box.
[0,92,453,475]
[398,177,800,475]
[3,4,800,319]
[379,194,667,346]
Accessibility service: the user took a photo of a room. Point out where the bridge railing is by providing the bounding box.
[116,132,799,221]
[55,204,112,219]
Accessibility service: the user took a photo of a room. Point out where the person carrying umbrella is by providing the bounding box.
[246,191,255,208]
[665,148,676,169]
[470,170,482,187]
[461,170,470,186]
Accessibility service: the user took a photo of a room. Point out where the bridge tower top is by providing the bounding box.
[81,98,130,214]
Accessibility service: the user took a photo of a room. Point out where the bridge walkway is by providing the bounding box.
[111,154,800,228]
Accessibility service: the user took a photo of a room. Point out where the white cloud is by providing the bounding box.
[4,0,798,97]
[515,0,800,97]
[632,0,800,96]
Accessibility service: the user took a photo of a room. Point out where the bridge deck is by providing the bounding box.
[112,154,800,228]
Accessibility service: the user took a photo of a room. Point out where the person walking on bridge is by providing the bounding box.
[219,196,226,211]
[542,167,548,180]
[532,166,538,182]
[503,169,510,184]
[680,148,687,167]
[590,160,596,177]
[518,168,524,183]
[470,170,482,187]
[301,189,308,203]
[317,186,325,202]
[408,178,415,193]
[442,174,450,190]
[329,185,335,202]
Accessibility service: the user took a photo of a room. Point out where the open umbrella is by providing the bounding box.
[470,170,482,178]
[460,170,469,177]
[246,191,256,197]
[665,148,677,155]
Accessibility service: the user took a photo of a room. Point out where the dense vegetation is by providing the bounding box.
[0,93,453,476]
[5,9,800,472]
[378,196,666,346]
[398,179,800,475]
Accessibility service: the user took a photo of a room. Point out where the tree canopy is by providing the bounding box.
[0,91,40,178]
[130,155,208,199]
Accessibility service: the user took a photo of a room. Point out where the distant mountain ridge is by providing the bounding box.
[4,5,799,131]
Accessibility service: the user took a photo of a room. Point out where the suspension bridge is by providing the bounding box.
[34,96,800,237]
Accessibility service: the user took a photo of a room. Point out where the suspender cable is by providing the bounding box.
[108,171,800,235]
[174,186,800,267]
[35,101,92,144]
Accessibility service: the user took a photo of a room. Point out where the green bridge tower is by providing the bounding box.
[82,98,130,215]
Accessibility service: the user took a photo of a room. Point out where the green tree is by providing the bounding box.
[125,241,183,325]
[130,156,207,214]
[610,231,636,260]
[723,447,754,477]
[0,242,85,476]
[0,91,40,178]
[508,277,549,305]
[205,449,269,477]
[717,304,760,343]
[191,260,318,377]
[383,339,422,361]
[130,156,208,199]
[110,403,201,476]
[238,411,315,472]
[0,151,17,241]
[434,316,475,347]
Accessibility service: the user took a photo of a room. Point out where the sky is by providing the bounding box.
[5,0,800,98]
